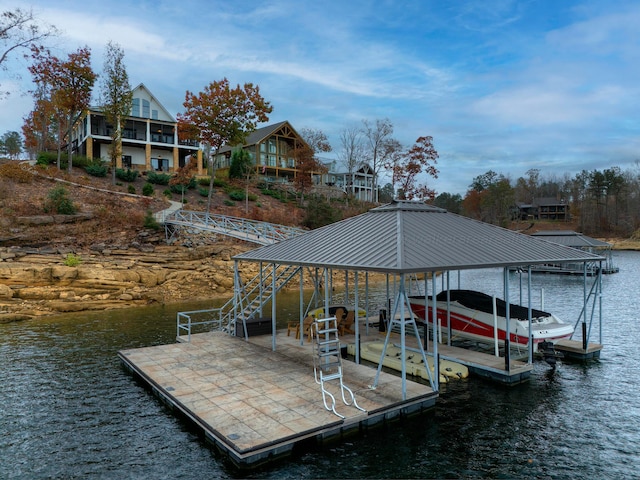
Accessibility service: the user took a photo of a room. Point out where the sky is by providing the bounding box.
[1,0,639,195]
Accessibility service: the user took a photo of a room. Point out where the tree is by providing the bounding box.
[464,170,513,225]
[0,130,22,159]
[337,125,364,199]
[177,78,272,212]
[100,41,133,185]
[29,46,96,171]
[27,45,64,165]
[387,135,439,201]
[292,128,331,205]
[169,159,197,205]
[1,8,57,94]
[229,148,254,214]
[433,192,462,213]
[22,97,57,158]
[362,118,397,202]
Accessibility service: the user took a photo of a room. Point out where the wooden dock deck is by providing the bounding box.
[554,339,603,361]
[118,330,437,469]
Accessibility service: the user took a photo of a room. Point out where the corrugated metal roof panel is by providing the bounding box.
[531,231,612,248]
[234,201,604,272]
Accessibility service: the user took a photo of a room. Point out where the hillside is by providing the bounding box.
[0,160,308,249]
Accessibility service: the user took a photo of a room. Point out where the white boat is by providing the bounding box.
[408,289,574,352]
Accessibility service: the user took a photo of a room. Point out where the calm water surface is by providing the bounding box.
[1,251,639,479]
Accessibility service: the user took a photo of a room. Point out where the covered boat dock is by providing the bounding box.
[122,200,606,468]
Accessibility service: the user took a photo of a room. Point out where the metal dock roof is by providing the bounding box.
[531,230,612,249]
[233,200,603,273]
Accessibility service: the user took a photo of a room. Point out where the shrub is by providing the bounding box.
[247,193,258,202]
[170,184,188,194]
[197,176,211,186]
[142,182,154,196]
[143,210,160,230]
[44,185,76,215]
[36,152,58,166]
[163,189,172,198]
[146,171,171,185]
[85,164,108,177]
[224,199,235,206]
[260,187,289,203]
[71,155,92,168]
[213,177,227,188]
[127,184,136,194]
[116,168,139,182]
[64,253,81,267]
[198,187,209,197]
[228,190,245,201]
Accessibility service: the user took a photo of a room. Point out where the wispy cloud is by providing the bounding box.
[1,0,639,194]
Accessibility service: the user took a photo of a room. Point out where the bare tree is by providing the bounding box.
[361,118,398,202]
[337,125,363,199]
[292,127,331,204]
[100,41,133,184]
[1,8,57,94]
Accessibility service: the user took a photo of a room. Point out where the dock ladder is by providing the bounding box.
[312,317,366,419]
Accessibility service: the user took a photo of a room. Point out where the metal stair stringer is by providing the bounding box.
[220,264,303,336]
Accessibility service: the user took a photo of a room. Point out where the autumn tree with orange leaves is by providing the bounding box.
[28,45,96,171]
[177,78,272,211]
[386,135,439,201]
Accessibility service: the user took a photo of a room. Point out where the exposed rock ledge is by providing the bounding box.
[0,241,256,323]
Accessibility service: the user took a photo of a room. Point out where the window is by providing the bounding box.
[142,99,150,118]
[122,155,132,169]
[131,98,140,117]
[151,158,169,171]
[151,109,158,120]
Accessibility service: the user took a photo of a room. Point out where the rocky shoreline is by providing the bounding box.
[2,227,637,324]
[0,238,255,323]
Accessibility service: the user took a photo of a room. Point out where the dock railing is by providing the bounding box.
[163,210,306,245]
[177,307,225,342]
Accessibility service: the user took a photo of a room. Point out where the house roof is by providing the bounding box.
[89,83,176,123]
[218,120,304,154]
[233,200,603,273]
[534,197,568,206]
[531,231,612,249]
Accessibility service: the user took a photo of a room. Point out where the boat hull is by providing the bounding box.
[409,290,574,351]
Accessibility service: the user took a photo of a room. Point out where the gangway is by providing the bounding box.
[161,210,306,246]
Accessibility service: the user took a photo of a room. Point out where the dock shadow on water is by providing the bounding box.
[1,251,639,478]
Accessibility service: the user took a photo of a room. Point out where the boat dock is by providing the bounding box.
[356,324,533,385]
[118,330,436,470]
[554,339,603,361]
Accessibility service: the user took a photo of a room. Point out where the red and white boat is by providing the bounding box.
[408,289,574,351]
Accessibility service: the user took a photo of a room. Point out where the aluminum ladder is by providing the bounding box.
[312,316,366,419]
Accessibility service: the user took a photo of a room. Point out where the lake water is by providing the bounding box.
[1,251,639,479]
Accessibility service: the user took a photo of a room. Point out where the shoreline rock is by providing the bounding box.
[0,241,254,322]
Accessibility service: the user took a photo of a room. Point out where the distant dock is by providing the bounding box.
[119,331,436,470]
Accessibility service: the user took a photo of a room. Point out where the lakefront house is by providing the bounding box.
[72,83,203,174]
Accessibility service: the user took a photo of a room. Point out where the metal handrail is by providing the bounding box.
[164,210,306,245]
[176,264,302,341]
